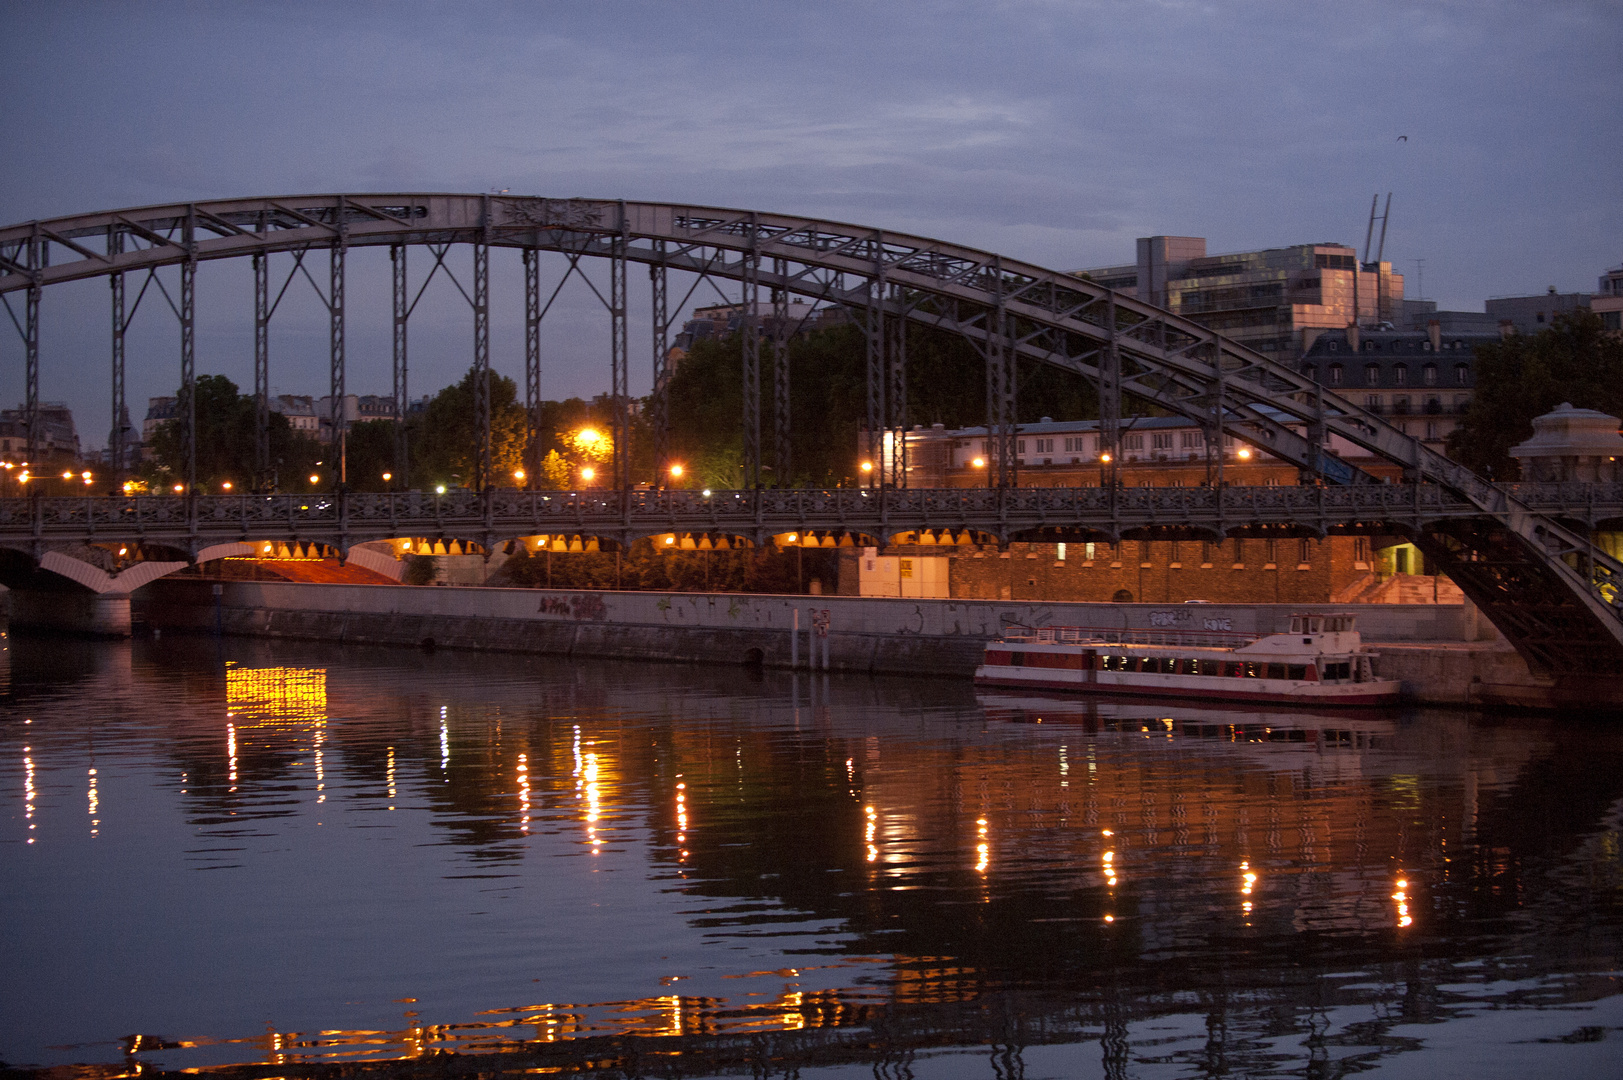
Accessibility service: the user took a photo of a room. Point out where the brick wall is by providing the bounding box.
[946,536,1367,604]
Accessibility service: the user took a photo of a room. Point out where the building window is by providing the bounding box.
[1017,440,1026,454]
[1299,538,1312,564]
[1180,430,1203,448]
[1303,364,1319,382]
[1200,541,1212,566]
[1085,542,1096,562]
[1354,536,1370,566]
[1366,394,1382,412]
[1393,364,1408,386]
[1328,363,1344,385]
[1152,432,1173,449]
[1365,363,1380,385]
[1394,395,1411,415]
[1057,543,1066,561]
[1455,363,1470,386]
[1423,363,1437,386]
[1425,421,1438,440]
[1123,434,1144,450]
[1265,539,1278,566]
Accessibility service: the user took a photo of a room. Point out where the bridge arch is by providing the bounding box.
[1,196,1619,677]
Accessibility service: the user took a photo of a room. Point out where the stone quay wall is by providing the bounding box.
[138,578,1545,706]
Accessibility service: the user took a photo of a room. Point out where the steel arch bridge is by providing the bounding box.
[1,194,1620,678]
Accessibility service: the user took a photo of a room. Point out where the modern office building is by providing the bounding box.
[1073,236,1405,358]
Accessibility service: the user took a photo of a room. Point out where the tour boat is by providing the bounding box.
[974,613,1402,706]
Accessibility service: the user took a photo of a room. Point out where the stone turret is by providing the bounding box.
[1509,402,1623,482]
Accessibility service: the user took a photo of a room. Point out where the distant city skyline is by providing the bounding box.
[3,0,1618,450]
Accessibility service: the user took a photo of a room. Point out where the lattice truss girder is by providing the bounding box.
[2,195,1618,637]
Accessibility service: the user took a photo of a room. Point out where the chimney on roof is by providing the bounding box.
[1427,319,1441,353]
[1346,324,1360,352]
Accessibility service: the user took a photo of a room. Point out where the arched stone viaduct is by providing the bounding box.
[1,196,1619,677]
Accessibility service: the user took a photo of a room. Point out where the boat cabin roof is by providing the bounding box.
[1288,613,1357,634]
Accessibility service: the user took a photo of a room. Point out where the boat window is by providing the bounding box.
[1246,662,1262,678]
[1008,652,1025,666]
[1266,663,1286,680]
[1307,617,1323,634]
[1287,665,1307,681]
[1289,616,1303,634]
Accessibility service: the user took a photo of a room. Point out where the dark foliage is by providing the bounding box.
[146,374,320,490]
[1447,310,1623,478]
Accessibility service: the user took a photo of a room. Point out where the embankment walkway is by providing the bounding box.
[139,579,1553,707]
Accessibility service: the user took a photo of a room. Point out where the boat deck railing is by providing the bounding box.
[1000,625,1265,649]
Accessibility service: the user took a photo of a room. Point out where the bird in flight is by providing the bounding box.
[1396,135,1408,142]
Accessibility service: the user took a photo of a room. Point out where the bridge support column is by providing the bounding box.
[651,245,670,482]
[474,195,491,490]
[742,217,762,488]
[253,251,270,484]
[865,236,885,488]
[610,202,629,490]
[392,243,409,485]
[526,246,542,488]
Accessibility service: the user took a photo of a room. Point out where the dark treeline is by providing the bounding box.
[143,314,1105,493]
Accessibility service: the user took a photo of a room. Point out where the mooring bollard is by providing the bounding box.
[814,608,831,671]
[791,607,800,669]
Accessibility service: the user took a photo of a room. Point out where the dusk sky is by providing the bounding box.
[2,0,1619,449]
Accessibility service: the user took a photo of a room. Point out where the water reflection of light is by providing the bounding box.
[584,751,601,852]
[675,780,688,853]
[314,725,325,804]
[224,664,327,725]
[387,746,396,810]
[439,721,450,774]
[227,723,237,791]
[975,817,989,873]
[87,767,99,838]
[1241,861,1257,897]
[518,753,531,833]
[865,804,878,863]
[1059,744,1068,788]
[24,746,36,843]
[1393,877,1412,928]
[1104,847,1118,888]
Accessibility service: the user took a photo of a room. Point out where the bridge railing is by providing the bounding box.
[1,483,1619,542]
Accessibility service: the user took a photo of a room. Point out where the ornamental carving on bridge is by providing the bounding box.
[506,198,605,230]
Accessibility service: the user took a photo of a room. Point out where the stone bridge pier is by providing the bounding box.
[0,543,250,636]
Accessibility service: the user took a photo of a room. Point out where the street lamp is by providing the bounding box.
[669,463,684,479]
[220,480,232,491]
[580,466,596,484]
[513,469,525,484]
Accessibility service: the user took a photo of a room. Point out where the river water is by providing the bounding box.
[2,632,1620,1078]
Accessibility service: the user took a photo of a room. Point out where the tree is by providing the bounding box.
[1447,310,1623,478]
[344,419,398,492]
[660,317,1103,488]
[410,366,528,489]
[146,374,320,491]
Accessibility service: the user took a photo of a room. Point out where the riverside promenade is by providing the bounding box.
[138,578,1551,708]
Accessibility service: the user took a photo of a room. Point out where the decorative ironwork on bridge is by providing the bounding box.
[2,195,1620,679]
